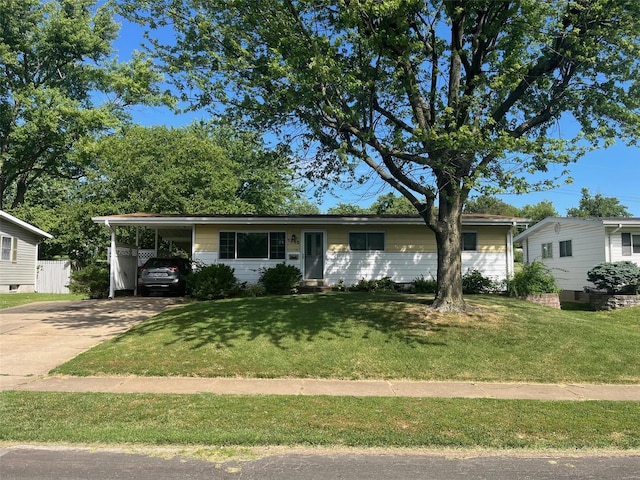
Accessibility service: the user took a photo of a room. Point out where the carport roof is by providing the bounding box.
[92,212,530,227]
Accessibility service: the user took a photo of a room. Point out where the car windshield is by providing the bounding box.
[145,259,184,269]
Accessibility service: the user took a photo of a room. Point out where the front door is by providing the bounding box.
[304,232,324,280]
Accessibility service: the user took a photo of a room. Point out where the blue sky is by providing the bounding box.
[114,20,640,216]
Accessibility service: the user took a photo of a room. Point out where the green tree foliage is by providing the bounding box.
[368,193,416,215]
[464,195,521,217]
[0,0,169,209]
[519,201,559,224]
[326,203,370,215]
[327,193,418,215]
[567,188,632,218]
[84,123,301,215]
[10,124,306,263]
[122,0,640,311]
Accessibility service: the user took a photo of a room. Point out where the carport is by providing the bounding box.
[92,214,194,298]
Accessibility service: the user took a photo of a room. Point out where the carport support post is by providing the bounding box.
[107,221,116,299]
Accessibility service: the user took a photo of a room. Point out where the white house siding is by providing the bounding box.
[194,223,512,287]
[325,251,508,286]
[607,227,640,264]
[522,221,606,291]
[0,221,40,293]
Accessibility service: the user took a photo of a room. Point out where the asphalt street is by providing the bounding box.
[1,447,639,480]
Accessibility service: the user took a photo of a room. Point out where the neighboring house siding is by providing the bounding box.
[522,221,605,291]
[608,227,640,264]
[0,220,41,292]
[194,223,511,286]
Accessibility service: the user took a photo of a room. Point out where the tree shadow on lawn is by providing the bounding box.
[114,292,459,350]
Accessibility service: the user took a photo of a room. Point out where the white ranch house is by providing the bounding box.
[514,217,640,294]
[93,213,527,298]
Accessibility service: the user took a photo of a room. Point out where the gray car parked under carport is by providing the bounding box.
[137,257,192,296]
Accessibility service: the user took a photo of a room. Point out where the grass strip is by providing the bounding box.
[52,292,640,384]
[1,391,638,449]
[0,293,84,310]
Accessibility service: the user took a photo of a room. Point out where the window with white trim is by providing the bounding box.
[1,236,17,262]
[461,232,477,251]
[559,240,572,257]
[622,233,640,255]
[542,242,553,259]
[349,232,385,251]
[219,231,286,259]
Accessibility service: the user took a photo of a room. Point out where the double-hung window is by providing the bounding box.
[461,232,477,251]
[1,236,16,262]
[622,233,640,255]
[559,240,572,258]
[541,242,553,259]
[219,232,286,260]
[349,232,385,251]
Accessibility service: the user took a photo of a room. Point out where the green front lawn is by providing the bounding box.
[0,293,84,310]
[52,292,640,384]
[1,391,638,449]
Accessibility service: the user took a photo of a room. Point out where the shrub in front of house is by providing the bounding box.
[68,263,110,299]
[587,261,640,294]
[187,264,240,300]
[259,263,302,295]
[462,269,498,294]
[349,277,397,292]
[506,261,560,297]
[413,275,437,293]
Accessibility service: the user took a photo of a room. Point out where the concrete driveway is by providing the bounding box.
[0,297,182,389]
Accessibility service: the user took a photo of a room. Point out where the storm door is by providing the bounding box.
[304,232,324,280]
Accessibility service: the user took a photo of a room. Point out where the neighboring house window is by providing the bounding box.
[559,240,573,258]
[219,231,286,259]
[219,232,235,259]
[1,236,16,262]
[462,232,477,251]
[622,233,640,255]
[349,232,385,251]
[542,242,553,259]
[269,232,286,259]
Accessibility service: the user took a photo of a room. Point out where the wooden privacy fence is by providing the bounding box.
[36,260,72,294]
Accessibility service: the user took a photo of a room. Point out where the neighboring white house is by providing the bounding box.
[0,210,53,293]
[93,213,527,298]
[514,217,640,292]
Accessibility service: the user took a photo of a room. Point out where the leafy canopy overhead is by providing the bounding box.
[0,0,170,209]
[123,0,640,217]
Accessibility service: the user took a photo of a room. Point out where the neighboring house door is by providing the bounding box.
[304,232,324,280]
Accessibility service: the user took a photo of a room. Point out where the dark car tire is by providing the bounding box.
[139,288,150,297]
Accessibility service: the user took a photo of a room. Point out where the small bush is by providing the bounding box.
[349,277,396,292]
[587,261,640,294]
[462,269,497,294]
[259,263,302,295]
[68,264,110,299]
[413,275,437,293]
[187,264,239,300]
[506,261,560,297]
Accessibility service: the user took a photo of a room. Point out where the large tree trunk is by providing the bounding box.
[432,209,465,312]
[425,181,468,313]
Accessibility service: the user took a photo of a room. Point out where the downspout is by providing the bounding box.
[506,222,516,277]
[135,226,139,296]
[106,220,116,299]
[34,241,40,293]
